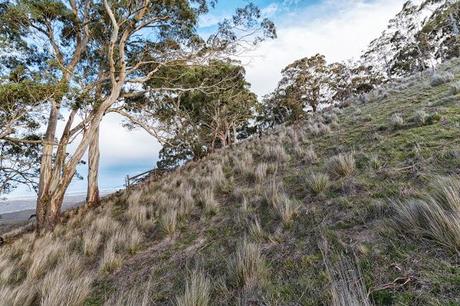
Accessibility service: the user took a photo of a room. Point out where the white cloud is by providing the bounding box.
[242,0,406,97]
[262,3,279,17]
[98,113,161,168]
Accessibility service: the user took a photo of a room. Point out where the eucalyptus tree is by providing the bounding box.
[0,0,275,232]
[114,60,260,169]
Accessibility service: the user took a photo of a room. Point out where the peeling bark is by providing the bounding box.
[86,126,100,207]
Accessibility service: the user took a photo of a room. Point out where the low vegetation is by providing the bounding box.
[0,59,460,305]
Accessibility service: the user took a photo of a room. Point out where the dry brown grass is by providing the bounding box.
[393,176,460,251]
[262,143,289,163]
[175,271,211,306]
[40,256,92,306]
[160,208,178,237]
[199,188,219,214]
[229,239,267,290]
[99,239,123,274]
[328,153,356,177]
[254,163,268,183]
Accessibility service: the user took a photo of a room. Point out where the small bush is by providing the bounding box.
[389,113,404,129]
[176,271,211,306]
[306,173,330,195]
[328,153,355,177]
[430,72,454,87]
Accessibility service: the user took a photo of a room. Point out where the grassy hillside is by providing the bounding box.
[1,59,460,306]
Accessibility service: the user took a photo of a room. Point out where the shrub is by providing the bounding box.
[176,271,211,306]
[393,176,460,251]
[389,113,404,129]
[430,72,454,87]
[229,240,266,289]
[306,173,330,195]
[328,153,355,177]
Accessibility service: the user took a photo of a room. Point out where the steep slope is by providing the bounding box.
[1,59,460,305]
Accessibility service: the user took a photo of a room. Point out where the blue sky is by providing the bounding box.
[4,0,407,201]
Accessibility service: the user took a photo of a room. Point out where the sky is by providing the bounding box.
[5,0,406,200]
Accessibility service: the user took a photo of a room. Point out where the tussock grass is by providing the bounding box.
[210,164,226,188]
[248,218,265,242]
[430,72,454,87]
[83,228,102,257]
[229,239,266,289]
[323,253,371,306]
[306,173,330,195]
[304,146,317,163]
[199,188,219,214]
[127,189,143,206]
[234,152,254,177]
[40,257,92,306]
[28,236,65,279]
[389,113,404,129]
[160,208,178,237]
[127,204,150,229]
[254,163,268,183]
[328,153,355,178]
[393,176,460,252]
[178,184,195,216]
[309,122,331,136]
[368,154,382,170]
[99,239,123,273]
[262,143,289,162]
[176,271,211,306]
[274,194,299,225]
[413,110,428,126]
[448,81,460,95]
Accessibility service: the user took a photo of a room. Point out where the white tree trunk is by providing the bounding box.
[86,126,100,207]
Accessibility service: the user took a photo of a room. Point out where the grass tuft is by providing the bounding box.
[328,153,356,177]
[176,271,211,306]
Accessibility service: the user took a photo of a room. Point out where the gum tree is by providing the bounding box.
[0,0,275,232]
